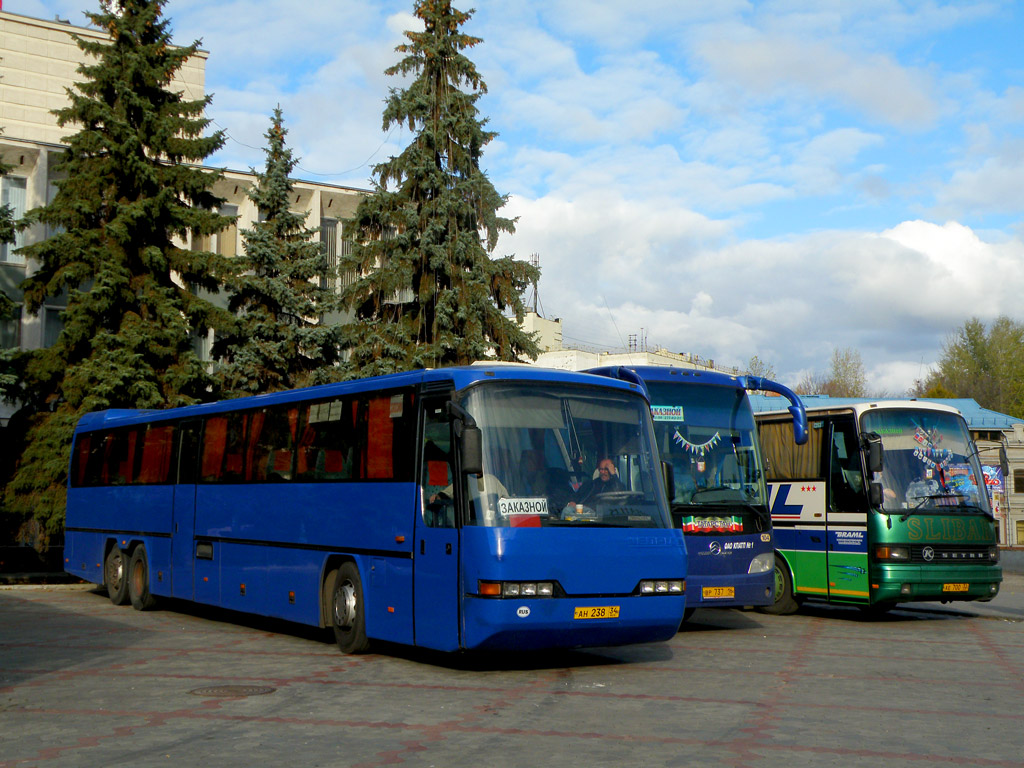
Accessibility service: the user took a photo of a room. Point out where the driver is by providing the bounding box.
[575,457,624,506]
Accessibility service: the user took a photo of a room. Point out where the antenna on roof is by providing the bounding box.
[526,253,543,316]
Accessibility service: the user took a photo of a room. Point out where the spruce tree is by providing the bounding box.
[212,108,342,395]
[339,0,538,376]
[5,0,232,542]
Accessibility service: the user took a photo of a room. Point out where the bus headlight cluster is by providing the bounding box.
[639,580,684,595]
[875,545,909,561]
[477,580,554,598]
[748,553,774,574]
[988,547,1000,563]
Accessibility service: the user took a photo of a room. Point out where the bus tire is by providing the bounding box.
[332,562,370,654]
[760,558,799,615]
[128,546,158,611]
[105,546,130,606]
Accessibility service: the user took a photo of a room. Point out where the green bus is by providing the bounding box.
[754,400,1001,613]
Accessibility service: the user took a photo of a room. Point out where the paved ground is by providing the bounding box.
[1,575,1022,768]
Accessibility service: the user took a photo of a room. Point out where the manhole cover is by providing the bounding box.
[189,685,276,698]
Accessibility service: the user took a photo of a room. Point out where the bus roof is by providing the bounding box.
[73,364,648,434]
[589,365,749,391]
[751,397,963,420]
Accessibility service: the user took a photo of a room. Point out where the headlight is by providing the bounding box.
[989,547,1000,563]
[748,552,774,574]
[639,579,684,594]
[477,580,555,597]
[875,545,909,561]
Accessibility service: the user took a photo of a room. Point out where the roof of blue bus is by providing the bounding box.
[590,365,749,390]
[73,364,647,433]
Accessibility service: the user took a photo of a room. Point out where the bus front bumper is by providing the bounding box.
[461,594,687,651]
[870,564,1002,604]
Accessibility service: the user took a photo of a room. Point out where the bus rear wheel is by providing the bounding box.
[105,546,130,606]
[128,546,158,611]
[760,558,799,615]
[332,563,370,654]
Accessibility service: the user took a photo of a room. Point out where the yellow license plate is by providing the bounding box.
[702,586,735,599]
[573,606,620,620]
[942,583,969,592]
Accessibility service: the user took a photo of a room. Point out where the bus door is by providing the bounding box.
[170,419,201,600]
[413,398,461,651]
[825,417,870,602]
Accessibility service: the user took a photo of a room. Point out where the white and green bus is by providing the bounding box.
[754,400,1001,613]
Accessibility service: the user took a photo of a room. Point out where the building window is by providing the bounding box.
[43,306,64,348]
[1017,520,1024,548]
[1,176,27,264]
[1,305,21,348]
[1014,469,1024,495]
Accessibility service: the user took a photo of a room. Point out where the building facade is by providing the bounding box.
[0,8,367,424]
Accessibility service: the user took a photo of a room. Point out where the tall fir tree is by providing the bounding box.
[212,108,342,395]
[5,0,232,543]
[339,0,539,376]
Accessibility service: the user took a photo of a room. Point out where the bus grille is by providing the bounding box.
[909,545,992,564]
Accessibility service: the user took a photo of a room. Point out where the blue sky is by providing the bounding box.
[18,0,1024,391]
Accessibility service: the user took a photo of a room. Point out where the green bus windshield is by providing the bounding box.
[861,408,992,516]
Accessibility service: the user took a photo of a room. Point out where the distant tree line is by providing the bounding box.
[0,0,537,548]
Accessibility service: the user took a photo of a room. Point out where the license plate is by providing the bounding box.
[942,583,969,592]
[573,606,620,620]
[702,586,735,599]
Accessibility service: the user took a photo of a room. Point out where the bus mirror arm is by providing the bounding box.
[744,376,808,445]
[861,432,883,475]
[447,401,483,476]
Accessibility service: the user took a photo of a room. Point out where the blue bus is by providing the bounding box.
[64,365,687,653]
[589,366,806,618]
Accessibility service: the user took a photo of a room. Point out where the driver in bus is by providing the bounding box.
[575,457,624,506]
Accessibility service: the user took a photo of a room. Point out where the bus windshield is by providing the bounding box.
[646,382,766,507]
[861,408,993,516]
[458,383,672,529]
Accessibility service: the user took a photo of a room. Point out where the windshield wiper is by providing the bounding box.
[899,493,992,522]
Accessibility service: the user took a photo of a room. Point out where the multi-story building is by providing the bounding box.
[0,8,367,424]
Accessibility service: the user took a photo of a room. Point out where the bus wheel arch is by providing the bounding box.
[127,545,158,611]
[103,541,130,606]
[759,551,799,615]
[331,561,370,654]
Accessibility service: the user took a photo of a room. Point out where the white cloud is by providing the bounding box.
[694,35,940,128]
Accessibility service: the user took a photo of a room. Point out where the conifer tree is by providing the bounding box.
[339,0,538,376]
[5,0,232,542]
[212,108,342,395]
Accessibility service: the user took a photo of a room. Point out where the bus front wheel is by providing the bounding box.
[128,546,158,611]
[760,558,799,615]
[332,563,370,654]
[105,546,130,606]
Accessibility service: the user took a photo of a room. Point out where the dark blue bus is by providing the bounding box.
[64,365,687,653]
[590,366,805,618]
